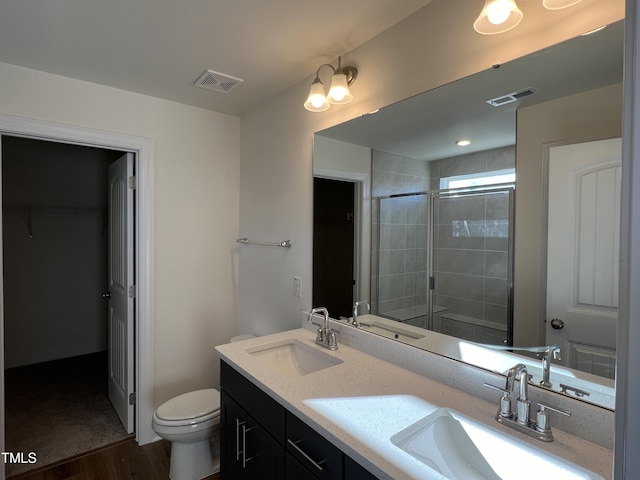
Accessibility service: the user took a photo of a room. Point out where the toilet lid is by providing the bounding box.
[156,389,221,421]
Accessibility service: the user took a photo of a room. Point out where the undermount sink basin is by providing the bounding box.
[391,408,603,480]
[246,339,343,378]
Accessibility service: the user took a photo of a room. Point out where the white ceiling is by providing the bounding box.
[0,0,434,116]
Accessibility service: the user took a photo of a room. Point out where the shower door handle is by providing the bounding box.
[101,291,111,299]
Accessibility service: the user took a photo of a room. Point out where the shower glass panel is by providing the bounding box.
[374,193,429,327]
[373,187,514,346]
[430,187,514,346]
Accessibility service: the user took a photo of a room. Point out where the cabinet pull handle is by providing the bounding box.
[287,439,325,472]
[242,425,254,469]
[235,419,244,461]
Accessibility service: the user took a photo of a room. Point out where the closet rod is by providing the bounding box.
[236,237,292,248]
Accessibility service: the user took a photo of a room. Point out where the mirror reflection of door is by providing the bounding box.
[313,177,355,318]
[546,138,621,379]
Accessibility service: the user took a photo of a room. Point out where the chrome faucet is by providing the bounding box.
[484,363,571,442]
[307,307,339,351]
[506,363,531,426]
[352,300,370,328]
[540,345,561,388]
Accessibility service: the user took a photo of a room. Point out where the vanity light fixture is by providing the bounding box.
[473,0,523,35]
[304,56,358,112]
[474,0,583,35]
[542,0,582,10]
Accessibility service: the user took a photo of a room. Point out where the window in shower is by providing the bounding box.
[439,168,515,190]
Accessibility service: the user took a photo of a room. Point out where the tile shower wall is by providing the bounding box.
[371,150,434,323]
[433,190,511,344]
[372,146,515,341]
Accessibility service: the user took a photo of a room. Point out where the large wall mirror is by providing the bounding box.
[312,20,623,411]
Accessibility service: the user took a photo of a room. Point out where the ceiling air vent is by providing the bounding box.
[486,86,540,107]
[194,70,243,94]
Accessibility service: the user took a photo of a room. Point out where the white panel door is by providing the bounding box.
[546,138,621,379]
[107,152,135,433]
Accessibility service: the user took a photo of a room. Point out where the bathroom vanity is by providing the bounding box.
[216,328,612,479]
[220,360,375,479]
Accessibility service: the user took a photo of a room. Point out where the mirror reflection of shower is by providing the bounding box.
[372,177,514,346]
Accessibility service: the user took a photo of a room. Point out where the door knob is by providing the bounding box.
[550,318,564,329]
[102,292,111,299]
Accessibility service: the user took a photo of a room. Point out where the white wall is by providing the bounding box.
[239,0,624,335]
[0,61,241,405]
[313,135,371,174]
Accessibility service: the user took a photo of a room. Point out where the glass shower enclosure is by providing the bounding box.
[372,185,514,346]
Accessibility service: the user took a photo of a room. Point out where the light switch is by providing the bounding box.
[293,276,302,297]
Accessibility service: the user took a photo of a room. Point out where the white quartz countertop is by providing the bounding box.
[215,328,613,480]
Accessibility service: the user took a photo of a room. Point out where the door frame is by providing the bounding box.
[0,114,156,464]
[313,165,370,304]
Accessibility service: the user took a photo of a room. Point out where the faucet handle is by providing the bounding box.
[311,322,324,342]
[549,345,562,361]
[535,402,571,435]
[328,330,338,350]
[483,383,513,418]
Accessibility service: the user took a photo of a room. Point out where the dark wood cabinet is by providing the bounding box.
[344,456,379,480]
[286,411,343,479]
[220,361,285,479]
[286,452,321,480]
[221,391,285,479]
[220,360,379,480]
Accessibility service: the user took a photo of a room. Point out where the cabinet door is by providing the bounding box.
[221,391,249,480]
[221,360,285,443]
[345,456,379,480]
[221,391,285,479]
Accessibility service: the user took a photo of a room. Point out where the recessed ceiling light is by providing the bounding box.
[456,139,471,146]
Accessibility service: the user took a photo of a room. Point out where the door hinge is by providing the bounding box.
[128,176,136,189]
[128,285,136,298]
[129,392,136,405]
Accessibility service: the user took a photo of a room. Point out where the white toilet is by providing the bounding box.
[152,334,256,480]
[152,389,221,480]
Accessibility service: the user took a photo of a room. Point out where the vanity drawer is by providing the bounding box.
[220,360,286,444]
[286,451,321,480]
[286,411,343,480]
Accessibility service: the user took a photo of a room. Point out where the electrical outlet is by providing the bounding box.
[293,276,302,298]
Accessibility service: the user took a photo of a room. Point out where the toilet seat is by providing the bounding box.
[154,389,220,427]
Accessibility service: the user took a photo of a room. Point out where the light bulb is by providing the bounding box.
[487,0,511,25]
[304,79,330,112]
[310,93,326,108]
[474,0,523,35]
[329,87,347,102]
[327,73,353,104]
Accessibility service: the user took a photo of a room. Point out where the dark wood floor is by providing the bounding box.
[8,437,221,480]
